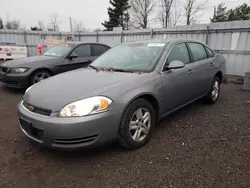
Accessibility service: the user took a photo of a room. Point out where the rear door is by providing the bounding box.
[91,44,110,59]
[186,42,214,97]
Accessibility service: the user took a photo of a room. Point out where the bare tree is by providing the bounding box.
[93,28,102,32]
[129,0,156,29]
[5,19,20,30]
[73,20,86,33]
[159,0,174,28]
[37,20,45,31]
[47,13,61,31]
[184,0,207,25]
[169,0,181,26]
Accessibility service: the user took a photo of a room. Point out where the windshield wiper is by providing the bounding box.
[102,67,134,73]
[88,65,99,71]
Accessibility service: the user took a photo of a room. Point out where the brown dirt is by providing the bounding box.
[0,83,249,188]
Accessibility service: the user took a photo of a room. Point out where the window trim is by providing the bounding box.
[186,42,209,63]
[161,42,191,72]
[204,45,215,58]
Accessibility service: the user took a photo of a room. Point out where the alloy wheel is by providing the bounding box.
[129,108,151,142]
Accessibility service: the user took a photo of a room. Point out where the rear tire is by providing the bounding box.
[30,70,52,86]
[204,76,221,104]
[118,99,155,150]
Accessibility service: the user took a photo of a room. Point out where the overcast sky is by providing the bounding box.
[1,0,250,31]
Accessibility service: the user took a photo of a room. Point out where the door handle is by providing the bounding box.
[188,69,194,74]
[210,62,214,67]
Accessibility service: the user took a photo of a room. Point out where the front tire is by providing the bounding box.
[118,99,155,150]
[204,76,221,104]
[30,70,52,86]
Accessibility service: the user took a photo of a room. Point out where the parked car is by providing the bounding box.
[0,42,110,88]
[18,39,225,150]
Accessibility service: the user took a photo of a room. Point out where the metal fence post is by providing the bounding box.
[96,32,99,42]
[23,31,29,56]
[120,31,123,43]
[206,25,210,45]
[150,29,154,39]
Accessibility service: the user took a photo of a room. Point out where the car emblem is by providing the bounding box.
[27,105,35,111]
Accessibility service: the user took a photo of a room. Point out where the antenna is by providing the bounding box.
[69,17,74,41]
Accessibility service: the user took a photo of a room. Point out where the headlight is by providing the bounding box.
[10,68,29,73]
[59,96,112,117]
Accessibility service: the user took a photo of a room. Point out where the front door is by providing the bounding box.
[58,44,94,73]
[160,43,196,114]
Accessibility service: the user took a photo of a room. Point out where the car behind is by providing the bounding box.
[0,42,110,88]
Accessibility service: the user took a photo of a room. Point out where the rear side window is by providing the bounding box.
[167,43,190,64]
[92,45,109,56]
[73,45,91,57]
[188,43,207,61]
[205,46,214,57]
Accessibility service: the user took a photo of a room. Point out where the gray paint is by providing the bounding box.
[18,39,225,149]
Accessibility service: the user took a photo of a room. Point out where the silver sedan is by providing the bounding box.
[18,39,225,150]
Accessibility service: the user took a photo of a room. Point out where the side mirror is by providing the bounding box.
[168,60,185,69]
[69,53,78,60]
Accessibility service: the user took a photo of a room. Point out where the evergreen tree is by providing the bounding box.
[0,18,4,29]
[211,2,250,22]
[102,0,130,31]
[227,3,250,21]
[211,3,228,22]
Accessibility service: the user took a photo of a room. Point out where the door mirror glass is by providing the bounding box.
[168,60,185,69]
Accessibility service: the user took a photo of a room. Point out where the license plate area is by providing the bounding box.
[19,118,44,141]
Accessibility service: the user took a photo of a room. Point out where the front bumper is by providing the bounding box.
[18,101,122,149]
[0,71,30,88]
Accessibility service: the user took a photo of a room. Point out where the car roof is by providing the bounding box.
[122,38,203,45]
[64,41,110,47]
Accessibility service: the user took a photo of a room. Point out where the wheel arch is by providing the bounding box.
[121,92,160,124]
[215,71,223,83]
[29,68,54,85]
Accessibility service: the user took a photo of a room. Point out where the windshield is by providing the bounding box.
[44,44,73,57]
[91,43,166,72]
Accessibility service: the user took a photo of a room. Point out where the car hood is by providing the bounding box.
[2,55,58,68]
[23,68,146,111]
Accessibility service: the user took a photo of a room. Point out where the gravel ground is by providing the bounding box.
[0,83,249,188]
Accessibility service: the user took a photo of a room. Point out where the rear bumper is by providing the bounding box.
[0,72,30,88]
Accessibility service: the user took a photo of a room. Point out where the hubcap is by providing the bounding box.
[33,72,50,84]
[129,108,151,142]
[212,81,219,100]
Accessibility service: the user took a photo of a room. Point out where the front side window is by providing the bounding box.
[44,44,73,57]
[72,45,91,57]
[167,43,190,64]
[188,43,208,62]
[91,43,166,72]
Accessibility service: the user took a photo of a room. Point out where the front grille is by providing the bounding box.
[54,135,99,145]
[0,66,9,73]
[23,101,52,117]
[19,118,44,141]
